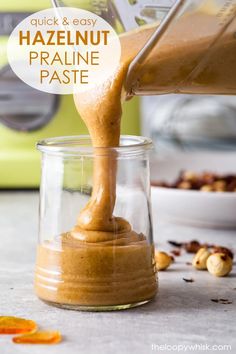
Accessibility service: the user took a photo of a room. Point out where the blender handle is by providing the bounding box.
[51,0,65,7]
[125,0,185,97]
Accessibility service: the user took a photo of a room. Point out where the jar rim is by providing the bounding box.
[37,135,153,156]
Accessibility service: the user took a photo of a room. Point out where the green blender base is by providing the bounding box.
[0,1,140,188]
[0,95,140,188]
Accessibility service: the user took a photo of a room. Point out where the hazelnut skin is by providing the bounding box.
[155,251,173,271]
[207,253,233,277]
[184,240,201,253]
[212,246,234,259]
[192,247,211,270]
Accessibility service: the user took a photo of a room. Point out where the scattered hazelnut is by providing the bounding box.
[171,249,181,257]
[192,247,211,270]
[184,240,201,253]
[154,171,236,192]
[212,246,234,259]
[207,253,233,277]
[155,251,173,271]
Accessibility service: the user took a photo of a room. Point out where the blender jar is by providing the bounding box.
[35,135,157,311]
[52,0,236,96]
[126,0,236,95]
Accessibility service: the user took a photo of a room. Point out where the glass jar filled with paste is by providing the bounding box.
[35,135,157,311]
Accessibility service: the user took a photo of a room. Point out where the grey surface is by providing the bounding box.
[0,191,235,354]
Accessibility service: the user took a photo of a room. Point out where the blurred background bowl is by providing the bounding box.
[151,152,236,229]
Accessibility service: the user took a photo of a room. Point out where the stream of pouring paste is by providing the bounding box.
[73,10,236,238]
[72,27,154,240]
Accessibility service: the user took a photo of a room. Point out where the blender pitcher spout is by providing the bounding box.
[125,0,184,97]
[124,0,236,96]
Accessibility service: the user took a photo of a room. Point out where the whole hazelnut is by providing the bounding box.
[155,251,173,271]
[200,185,213,192]
[207,253,233,277]
[184,240,201,253]
[192,247,211,270]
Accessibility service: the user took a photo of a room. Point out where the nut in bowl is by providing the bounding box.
[151,152,236,229]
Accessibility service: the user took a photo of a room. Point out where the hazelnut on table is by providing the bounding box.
[207,253,233,277]
[184,240,201,253]
[155,251,173,271]
[192,247,211,270]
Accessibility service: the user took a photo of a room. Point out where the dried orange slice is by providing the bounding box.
[0,316,37,334]
[13,330,62,344]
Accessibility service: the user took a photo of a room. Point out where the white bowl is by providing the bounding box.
[151,152,236,229]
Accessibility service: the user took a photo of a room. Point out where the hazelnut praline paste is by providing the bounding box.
[35,11,236,307]
[36,233,157,306]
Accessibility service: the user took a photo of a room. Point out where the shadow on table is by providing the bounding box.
[128,283,234,314]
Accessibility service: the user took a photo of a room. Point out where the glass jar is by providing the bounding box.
[35,135,157,311]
